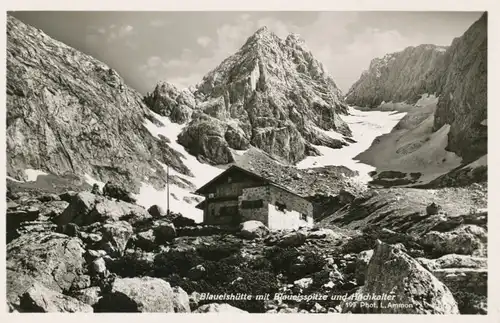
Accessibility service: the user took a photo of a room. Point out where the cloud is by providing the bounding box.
[150,19,167,27]
[118,25,134,38]
[147,56,163,67]
[196,36,212,48]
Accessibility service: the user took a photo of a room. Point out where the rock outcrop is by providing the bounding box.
[346,44,447,108]
[432,13,487,163]
[19,282,93,312]
[344,241,459,314]
[145,27,352,165]
[95,277,178,312]
[7,232,87,305]
[240,220,269,239]
[6,15,192,193]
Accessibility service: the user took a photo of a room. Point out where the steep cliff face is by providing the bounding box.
[433,13,487,163]
[6,15,192,192]
[353,13,487,187]
[345,44,448,108]
[145,27,352,165]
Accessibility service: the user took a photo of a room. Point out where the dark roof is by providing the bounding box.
[195,200,206,210]
[194,165,308,200]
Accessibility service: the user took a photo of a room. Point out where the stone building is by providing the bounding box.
[195,165,313,230]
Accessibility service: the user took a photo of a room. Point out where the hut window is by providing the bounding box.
[241,199,264,209]
[220,205,238,217]
[300,213,308,221]
[276,202,286,212]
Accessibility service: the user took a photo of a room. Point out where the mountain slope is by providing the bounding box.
[145,27,352,165]
[345,44,447,108]
[432,13,487,163]
[6,15,194,194]
[350,13,487,187]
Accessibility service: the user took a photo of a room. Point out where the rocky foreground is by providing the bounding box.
[6,181,487,314]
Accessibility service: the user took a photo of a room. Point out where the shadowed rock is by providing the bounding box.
[19,282,93,312]
[95,277,177,312]
[7,232,86,305]
[343,240,459,314]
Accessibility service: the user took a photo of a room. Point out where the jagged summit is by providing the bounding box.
[285,32,307,46]
[254,25,271,35]
[145,25,351,166]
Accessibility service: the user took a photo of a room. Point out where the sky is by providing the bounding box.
[9,11,483,94]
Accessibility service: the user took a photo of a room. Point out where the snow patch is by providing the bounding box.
[138,111,225,221]
[297,107,407,183]
[231,148,250,156]
[464,154,487,169]
[133,181,204,223]
[250,63,260,92]
[24,169,48,182]
[84,174,105,189]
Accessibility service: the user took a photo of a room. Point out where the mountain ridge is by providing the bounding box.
[345,44,448,108]
[144,26,352,165]
[6,15,194,194]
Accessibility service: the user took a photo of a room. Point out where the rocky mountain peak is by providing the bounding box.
[145,26,352,165]
[241,26,282,50]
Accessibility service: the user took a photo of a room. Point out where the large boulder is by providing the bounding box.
[355,249,374,285]
[417,254,487,271]
[240,220,269,239]
[7,204,41,242]
[307,228,341,240]
[103,181,136,203]
[55,192,151,226]
[99,221,134,256]
[147,204,166,218]
[95,277,176,312]
[90,198,151,226]
[278,231,307,247]
[417,254,487,314]
[19,282,93,312]
[153,221,177,244]
[343,240,459,314]
[421,225,487,256]
[54,191,97,225]
[7,232,86,305]
[172,215,196,227]
[134,230,157,252]
[172,286,191,313]
[194,303,248,313]
[37,200,69,221]
[72,287,102,307]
